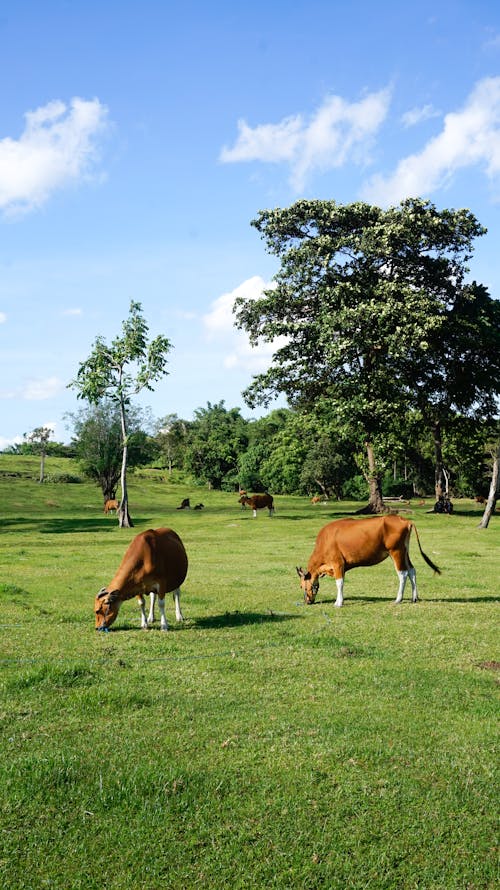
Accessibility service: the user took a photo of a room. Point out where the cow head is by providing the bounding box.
[95,588,121,630]
[296,567,319,604]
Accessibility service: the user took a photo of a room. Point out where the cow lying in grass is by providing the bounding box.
[297,515,440,607]
[95,528,188,631]
[238,493,274,517]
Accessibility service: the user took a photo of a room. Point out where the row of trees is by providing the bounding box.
[10,196,500,527]
[64,397,497,504]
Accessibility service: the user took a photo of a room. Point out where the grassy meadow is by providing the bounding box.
[0,454,498,889]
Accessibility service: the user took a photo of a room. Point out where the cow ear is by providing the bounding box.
[296,566,304,578]
[96,588,108,600]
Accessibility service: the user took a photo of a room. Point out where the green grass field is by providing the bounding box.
[0,455,498,889]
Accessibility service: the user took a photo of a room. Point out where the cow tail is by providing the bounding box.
[411,523,441,574]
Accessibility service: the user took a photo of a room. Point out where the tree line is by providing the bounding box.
[18,397,491,507]
[8,196,500,525]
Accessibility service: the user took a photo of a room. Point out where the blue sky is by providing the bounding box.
[1,0,499,447]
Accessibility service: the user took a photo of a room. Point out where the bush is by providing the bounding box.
[342,475,369,500]
[382,476,414,499]
[44,474,83,484]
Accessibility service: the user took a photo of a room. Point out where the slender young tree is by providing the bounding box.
[235,197,487,512]
[69,301,172,527]
[478,434,500,529]
[26,426,53,483]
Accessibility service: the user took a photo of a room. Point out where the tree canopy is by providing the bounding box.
[235,197,493,512]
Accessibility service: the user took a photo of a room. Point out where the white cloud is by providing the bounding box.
[401,104,441,127]
[203,275,267,337]
[22,377,65,401]
[61,308,83,316]
[220,88,391,191]
[23,377,64,400]
[0,434,23,450]
[0,97,109,215]
[203,276,287,372]
[363,77,500,205]
[0,312,6,323]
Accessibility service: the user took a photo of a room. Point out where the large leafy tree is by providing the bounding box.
[238,409,292,491]
[154,414,188,475]
[68,401,153,501]
[235,198,487,512]
[405,281,500,498]
[69,301,172,526]
[183,401,249,490]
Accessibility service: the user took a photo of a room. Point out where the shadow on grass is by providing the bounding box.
[105,610,301,634]
[308,594,499,606]
[42,518,152,533]
[0,517,119,533]
[191,610,301,629]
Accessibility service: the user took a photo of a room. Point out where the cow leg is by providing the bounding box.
[138,594,149,629]
[334,577,344,607]
[253,509,257,518]
[395,570,408,603]
[147,591,156,625]
[409,567,418,603]
[158,596,169,631]
[173,588,184,622]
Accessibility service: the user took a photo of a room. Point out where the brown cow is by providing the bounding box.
[297,515,440,607]
[95,528,188,631]
[238,493,274,518]
[104,499,119,514]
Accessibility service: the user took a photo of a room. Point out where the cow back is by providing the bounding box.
[108,527,188,599]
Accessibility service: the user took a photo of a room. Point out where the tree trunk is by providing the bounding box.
[118,393,133,528]
[39,449,46,483]
[433,420,446,499]
[478,445,499,529]
[314,479,329,500]
[357,441,385,514]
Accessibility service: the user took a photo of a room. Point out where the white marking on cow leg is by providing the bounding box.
[147,591,156,625]
[158,597,168,631]
[173,588,184,622]
[138,595,148,629]
[395,570,408,603]
[335,578,344,607]
[409,567,418,603]
[253,508,257,518]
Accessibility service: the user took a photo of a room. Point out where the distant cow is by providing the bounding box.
[297,515,440,607]
[238,493,274,518]
[311,496,322,504]
[193,503,205,510]
[176,498,190,510]
[475,495,487,504]
[104,499,119,514]
[95,527,188,631]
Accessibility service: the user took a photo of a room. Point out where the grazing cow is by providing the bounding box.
[176,498,190,510]
[104,499,119,514]
[475,495,487,504]
[95,527,188,631]
[193,503,205,510]
[238,493,274,518]
[296,515,440,607]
